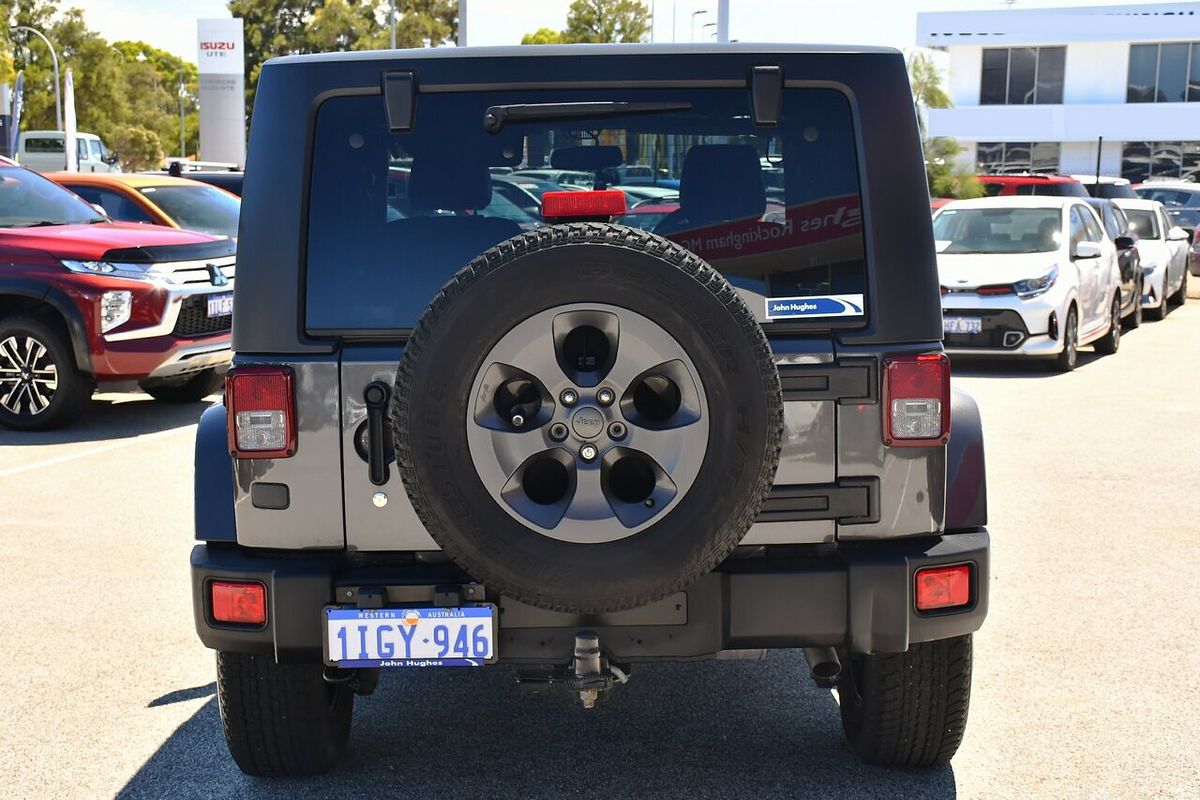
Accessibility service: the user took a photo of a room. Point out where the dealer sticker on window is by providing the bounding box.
[765,294,864,320]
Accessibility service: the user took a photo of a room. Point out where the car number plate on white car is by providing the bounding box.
[206,293,234,318]
[324,605,497,667]
[943,316,982,335]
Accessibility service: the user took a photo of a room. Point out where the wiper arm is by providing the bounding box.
[15,220,66,228]
[484,101,691,133]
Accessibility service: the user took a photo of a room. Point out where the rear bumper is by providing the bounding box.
[192,530,989,664]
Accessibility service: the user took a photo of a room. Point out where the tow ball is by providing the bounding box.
[516,631,630,708]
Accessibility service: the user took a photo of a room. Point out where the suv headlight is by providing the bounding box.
[1013,265,1058,299]
[61,259,156,281]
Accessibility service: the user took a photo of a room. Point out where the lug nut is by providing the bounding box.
[579,444,598,462]
[596,388,615,406]
[560,389,578,407]
[644,498,655,508]
[608,421,626,440]
[510,413,525,428]
[549,422,569,442]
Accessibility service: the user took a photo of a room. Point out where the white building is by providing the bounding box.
[916,2,1200,182]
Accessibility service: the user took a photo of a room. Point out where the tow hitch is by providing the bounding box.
[516,631,630,708]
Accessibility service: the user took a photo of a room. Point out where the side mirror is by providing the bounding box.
[103,152,120,165]
[1166,226,1190,241]
[1182,227,1195,244]
[1113,235,1135,250]
[1072,241,1102,259]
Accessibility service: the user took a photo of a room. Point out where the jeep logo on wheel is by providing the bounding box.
[570,406,605,439]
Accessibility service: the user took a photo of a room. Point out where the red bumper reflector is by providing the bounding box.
[211,581,267,625]
[914,564,971,611]
[542,190,626,218]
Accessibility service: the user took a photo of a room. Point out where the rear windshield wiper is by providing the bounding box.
[484,101,691,133]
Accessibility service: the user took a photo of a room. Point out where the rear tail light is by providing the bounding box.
[914,564,971,611]
[226,366,296,458]
[210,580,267,625]
[882,353,950,447]
[542,190,627,219]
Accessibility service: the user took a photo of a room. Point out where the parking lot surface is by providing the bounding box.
[1,293,1197,800]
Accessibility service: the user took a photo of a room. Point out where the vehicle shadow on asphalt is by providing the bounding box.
[0,396,214,447]
[117,651,956,800]
[949,351,1101,379]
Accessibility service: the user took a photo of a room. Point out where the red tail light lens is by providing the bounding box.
[882,353,950,446]
[542,190,627,219]
[226,366,296,458]
[211,580,267,625]
[914,564,971,611]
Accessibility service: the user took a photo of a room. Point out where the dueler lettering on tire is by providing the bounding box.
[393,223,783,613]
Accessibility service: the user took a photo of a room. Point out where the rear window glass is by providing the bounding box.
[305,87,866,333]
[23,137,64,154]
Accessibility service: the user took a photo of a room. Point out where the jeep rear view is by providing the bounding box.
[191,44,990,777]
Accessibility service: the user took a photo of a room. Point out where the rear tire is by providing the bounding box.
[838,635,973,768]
[0,316,91,430]
[1093,294,1120,355]
[1171,269,1188,306]
[216,652,353,777]
[139,368,224,403]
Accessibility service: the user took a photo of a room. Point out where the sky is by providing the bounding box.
[79,0,1166,64]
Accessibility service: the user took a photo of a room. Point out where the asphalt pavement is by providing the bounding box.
[1,289,1197,800]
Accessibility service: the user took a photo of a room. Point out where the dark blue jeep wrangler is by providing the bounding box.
[191,43,989,776]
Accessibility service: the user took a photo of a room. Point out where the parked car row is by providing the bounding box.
[933,194,1189,371]
[0,157,238,430]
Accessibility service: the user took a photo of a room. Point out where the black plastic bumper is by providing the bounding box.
[192,530,989,664]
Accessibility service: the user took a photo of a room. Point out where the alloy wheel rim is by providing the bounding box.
[465,303,709,544]
[0,335,58,416]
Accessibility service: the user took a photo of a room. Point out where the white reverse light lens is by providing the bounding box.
[99,290,132,332]
[235,410,287,451]
[891,398,942,439]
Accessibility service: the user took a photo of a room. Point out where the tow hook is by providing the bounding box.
[514,630,630,706]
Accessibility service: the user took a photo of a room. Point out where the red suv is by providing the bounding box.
[977,173,1089,197]
[0,158,234,430]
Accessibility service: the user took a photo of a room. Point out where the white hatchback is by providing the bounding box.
[1111,198,1190,320]
[933,196,1123,372]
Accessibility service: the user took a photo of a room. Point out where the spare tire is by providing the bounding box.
[393,223,782,613]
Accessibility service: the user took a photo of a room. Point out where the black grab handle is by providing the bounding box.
[364,381,390,486]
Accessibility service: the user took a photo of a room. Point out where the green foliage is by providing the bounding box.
[229,0,457,121]
[523,0,650,45]
[107,124,164,171]
[521,27,563,45]
[907,50,980,200]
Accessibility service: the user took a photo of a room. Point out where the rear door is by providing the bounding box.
[305,82,876,551]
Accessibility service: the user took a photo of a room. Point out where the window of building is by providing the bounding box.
[980,47,1066,105]
[1127,42,1200,102]
[1121,141,1200,182]
[977,142,1061,174]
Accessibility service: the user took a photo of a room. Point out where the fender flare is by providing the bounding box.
[946,387,987,531]
[0,277,93,373]
[194,402,237,542]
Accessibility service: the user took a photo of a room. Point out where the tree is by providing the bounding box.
[230,0,457,120]
[522,0,650,45]
[521,27,563,45]
[107,124,164,171]
[907,51,982,200]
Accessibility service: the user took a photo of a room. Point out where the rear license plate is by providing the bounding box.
[206,293,233,318]
[943,316,982,335]
[324,605,497,667]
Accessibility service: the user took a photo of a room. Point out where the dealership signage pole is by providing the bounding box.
[196,18,247,167]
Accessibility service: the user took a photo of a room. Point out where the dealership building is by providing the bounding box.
[916,2,1200,182]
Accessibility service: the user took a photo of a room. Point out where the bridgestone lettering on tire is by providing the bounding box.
[393,223,783,613]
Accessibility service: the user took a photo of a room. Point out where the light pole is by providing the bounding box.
[703,21,716,40]
[691,10,707,42]
[178,64,186,158]
[390,0,397,49]
[11,25,61,130]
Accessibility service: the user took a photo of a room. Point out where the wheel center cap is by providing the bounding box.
[570,406,605,440]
